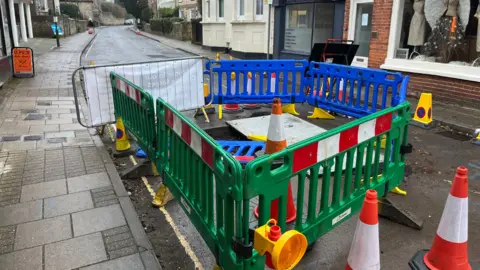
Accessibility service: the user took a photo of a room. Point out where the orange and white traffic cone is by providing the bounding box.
[409,166,471,270]
[254,98,296,223]
[346,189,380,270]
[243,72,261,110]
[425,166,470,269]
[224,72,243,114]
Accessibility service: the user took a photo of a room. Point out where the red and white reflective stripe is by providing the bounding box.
[436,194,468,243]
[267,114,286,142]
[346,222,380,270]
[165,107,214,168]
[115,78,141,104]
[292,112,392,173]
[270,73,276,94]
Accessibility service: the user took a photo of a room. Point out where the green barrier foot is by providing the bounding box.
[378,197,423,230]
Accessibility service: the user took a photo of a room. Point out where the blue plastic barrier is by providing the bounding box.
[205,60,309,105]
[306,62,408,118]
[217,140,265,163]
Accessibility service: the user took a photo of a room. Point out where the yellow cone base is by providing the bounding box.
[307,107,335,119]
[152,184,174,208]
[391,186,407,196]
[411,120,435,130]
[282,104,299,116]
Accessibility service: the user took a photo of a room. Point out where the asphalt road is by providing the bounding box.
[86,26,480,269]
[81,26,188,66]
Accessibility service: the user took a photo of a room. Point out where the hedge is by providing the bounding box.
[150,18,183,34]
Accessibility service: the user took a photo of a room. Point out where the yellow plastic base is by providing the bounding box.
[391,186,407,196]
[282,104,299,116]
[218,105,223,120]
[373,135,387,149]
[151,163,159,177]
[253,220,307,270]
[248,134,267,142]
[307,107,335,119]
[152,184,174,207]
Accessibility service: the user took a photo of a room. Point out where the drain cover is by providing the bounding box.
[436,130,471,141]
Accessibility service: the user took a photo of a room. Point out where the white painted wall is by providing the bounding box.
[202,0,273,55]
[158,0,177,9]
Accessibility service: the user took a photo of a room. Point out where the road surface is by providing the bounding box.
[84,26,480,270]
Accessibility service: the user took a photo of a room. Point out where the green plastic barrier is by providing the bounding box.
[155,98,245,269]
[110,72,156,159]
[242,102,411,268]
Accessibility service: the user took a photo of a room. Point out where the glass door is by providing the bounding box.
[352,2,373,67]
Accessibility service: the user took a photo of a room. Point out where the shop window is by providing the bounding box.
[394,0,479,66]
[284,3,337,53]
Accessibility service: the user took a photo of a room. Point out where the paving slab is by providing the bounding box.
[45,232,107,270]
[0,200,43,227]
[67,172,111,193]
[0,246,42,270]
[44,191,94,218]
[72,204,127,236]
[80,253,145,270]
[15,215,72,250]
[20,179,67,202]
[60,123,84,131]
[1,141,37,152]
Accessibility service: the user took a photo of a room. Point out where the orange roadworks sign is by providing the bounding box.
[12,47,35,78]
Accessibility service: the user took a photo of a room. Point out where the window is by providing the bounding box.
[206,0,210,18]
[218,0,224,18]
[284,4,314,52]
[392,0,479,66]
[238,0,245,18]
[312,3,334,45]
[256,0,263,16]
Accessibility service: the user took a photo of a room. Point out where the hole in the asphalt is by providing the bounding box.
[435,130,471,141]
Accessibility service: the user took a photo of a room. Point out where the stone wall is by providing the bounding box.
[61,1,96,21]
[98,12,123,25]
[147,21,192,41]
[31,15,88,37]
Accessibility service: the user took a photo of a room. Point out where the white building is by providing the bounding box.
[202,0,274,58]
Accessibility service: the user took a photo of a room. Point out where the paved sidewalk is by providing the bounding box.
[0,33,160,270]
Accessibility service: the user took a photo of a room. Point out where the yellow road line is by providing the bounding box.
[140,176,203,269]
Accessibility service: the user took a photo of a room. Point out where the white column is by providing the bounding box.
[18,2,27,42]
[54,0,60,14]
[25,4,33,38]
[7,0,18,47]
[43,0,47,12]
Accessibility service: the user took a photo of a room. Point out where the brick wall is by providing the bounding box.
[404,73,480,106]
[343,0,349,40]
[369,0,393,68]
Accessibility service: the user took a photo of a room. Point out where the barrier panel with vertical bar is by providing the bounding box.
[110,72,157,159]
[241,102,411,268]
[155,97,245,269]
[306,62,409,118]
[205,60,309,105]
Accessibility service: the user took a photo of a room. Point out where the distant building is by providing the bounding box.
[157,0,177,9]
[178,0,199,21]
[202,0,272,58]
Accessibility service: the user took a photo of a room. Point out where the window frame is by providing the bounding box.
[218,0,224,19]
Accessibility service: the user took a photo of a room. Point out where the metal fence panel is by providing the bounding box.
[74,57,205,127]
